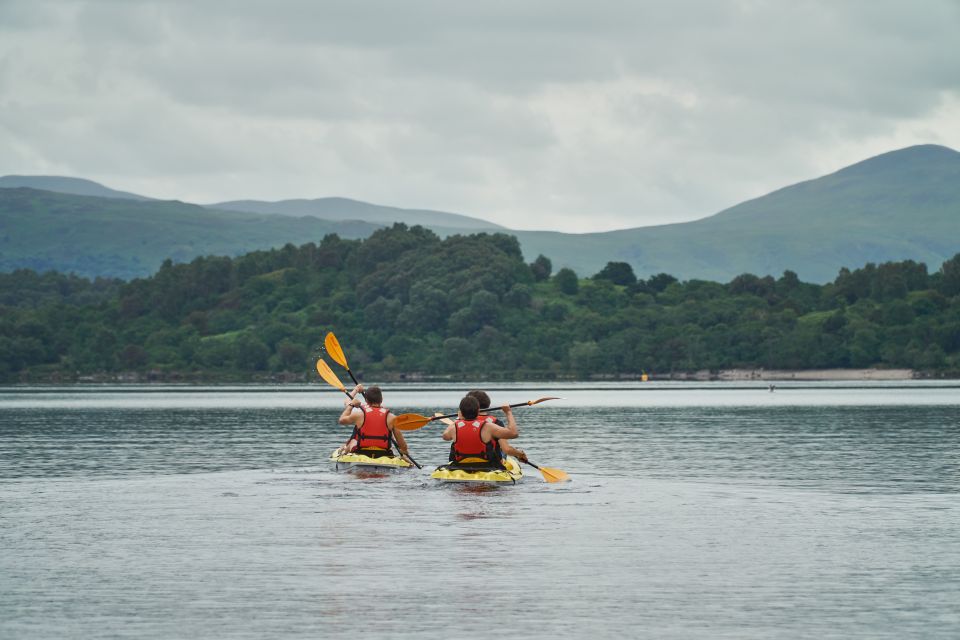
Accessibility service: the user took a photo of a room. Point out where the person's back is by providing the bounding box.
[442,395,518,468]
[467,389,528,463]
[338,384,413,461]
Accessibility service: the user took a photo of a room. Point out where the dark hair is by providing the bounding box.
[459,395,480,420]
[466,390,491,410]
[365,386,383,405]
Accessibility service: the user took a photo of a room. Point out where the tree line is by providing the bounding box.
[2,223,959,382]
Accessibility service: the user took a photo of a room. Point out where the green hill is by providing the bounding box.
[2,225,959,382]
[0,188,379,279]
[2,145,958,282]
[208,196,503,230]
[515,145,960,282]
[0,175,153,201]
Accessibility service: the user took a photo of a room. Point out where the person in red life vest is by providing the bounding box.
[466,389,528,463]
[441,395,518,468]
[337,384,413,462]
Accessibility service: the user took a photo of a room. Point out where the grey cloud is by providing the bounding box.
[0,0,957,231]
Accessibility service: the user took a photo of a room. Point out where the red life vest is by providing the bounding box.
[355,405,392,451]
[452,418,497,463]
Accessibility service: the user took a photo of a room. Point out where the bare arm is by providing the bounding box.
[441,424,455,441]
[499,440,526,460]
[338,398,362,426]
[484,405,518,440]
[385,413,410,456]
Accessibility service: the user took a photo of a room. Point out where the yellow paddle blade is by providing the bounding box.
[315,359,346,392]
[537,466,570,483]
[526,396,561,405]
[324,332,349,370]
[393,413,433,431]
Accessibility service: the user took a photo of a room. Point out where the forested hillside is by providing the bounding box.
[2,224,959,382]
[0,187,379,279]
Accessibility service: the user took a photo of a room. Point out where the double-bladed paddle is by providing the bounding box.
[316,358,352,399]
[393,397,560,431]
[324,332,361,388]
[317,337,421,469]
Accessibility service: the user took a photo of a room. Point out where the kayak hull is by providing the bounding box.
[431,456,523,484]
[329,448,412,472]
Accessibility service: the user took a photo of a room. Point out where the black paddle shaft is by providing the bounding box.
[342,368,369,402]
[429,401,536,423]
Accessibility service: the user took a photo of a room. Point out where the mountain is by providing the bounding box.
[2,145,958,282]
[0,188,379,280]
[514,144,960,282]
[0,175,153,201]
[207,196,503,231]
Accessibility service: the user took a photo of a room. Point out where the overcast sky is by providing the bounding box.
[1,1,958,232]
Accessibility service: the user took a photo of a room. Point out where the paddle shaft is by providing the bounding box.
[428,401,541,423]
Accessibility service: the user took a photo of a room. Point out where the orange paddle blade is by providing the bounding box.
[393,413,433,431]
[315,359,346,392]
[324,332,349,370]
[527,396,561,405]
[537,466,570,483]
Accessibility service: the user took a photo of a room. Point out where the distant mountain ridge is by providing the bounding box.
[514,144,960,282]
[0,188,379,280]
[0,175,153,201]
[207,196,503,230]
[1,144,958,282]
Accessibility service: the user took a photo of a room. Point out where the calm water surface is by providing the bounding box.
[1,382,959,639]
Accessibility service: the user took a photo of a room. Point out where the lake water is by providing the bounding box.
[1,382,958,638]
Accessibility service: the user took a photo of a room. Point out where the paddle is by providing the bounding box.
[522,460,570,483]
[394,397,561,431]
[316,358,352,398]
[434,416,569,483]
[324,332,361,387]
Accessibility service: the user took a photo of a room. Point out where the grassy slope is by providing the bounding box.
[0,188,379,279]
[515,145,960,282]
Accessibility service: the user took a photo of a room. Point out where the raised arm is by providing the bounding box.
[338,397,362,426]
[484,405,518,440]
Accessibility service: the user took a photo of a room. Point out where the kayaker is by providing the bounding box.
[467,389,528,463]
[338,384,413,462]
[441,395,519,468]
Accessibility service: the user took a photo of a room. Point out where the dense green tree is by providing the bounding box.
[530,254,553,281]
[940,253,960,296]
[2,228,960,382]
[554,268,579,295]
[593,261,637,286]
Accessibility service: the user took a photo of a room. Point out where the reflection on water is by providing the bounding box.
[1,383,959,639]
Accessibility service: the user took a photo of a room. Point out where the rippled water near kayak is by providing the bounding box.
[2,382,959,639]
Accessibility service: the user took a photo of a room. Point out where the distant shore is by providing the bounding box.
[667,368,916,381]
[9,367,940,384]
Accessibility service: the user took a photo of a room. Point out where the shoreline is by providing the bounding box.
[5,367,941,385]
[667,368,917,381]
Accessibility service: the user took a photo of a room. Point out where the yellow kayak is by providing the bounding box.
[430,456,524,484]
[329,448,412,472]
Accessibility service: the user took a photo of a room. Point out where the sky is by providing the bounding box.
[1,0,958,232]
